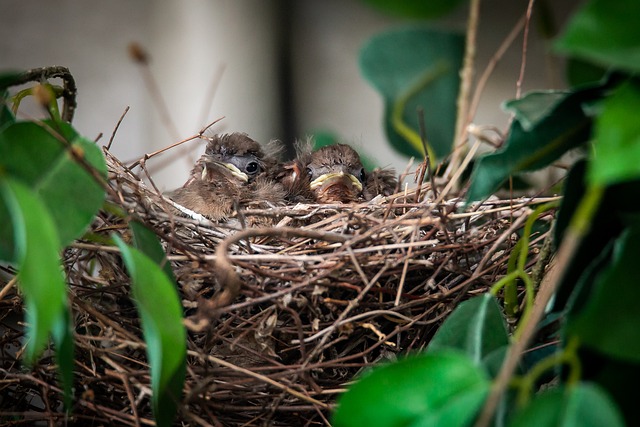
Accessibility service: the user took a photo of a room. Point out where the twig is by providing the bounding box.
[128,117,224,169]
[447,0,481,179]
[515,0,536,100]
[106,106,130,151]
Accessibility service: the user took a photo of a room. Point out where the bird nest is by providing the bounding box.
[0,148,556,426]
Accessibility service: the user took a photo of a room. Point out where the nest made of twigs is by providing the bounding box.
[0,148,557,426]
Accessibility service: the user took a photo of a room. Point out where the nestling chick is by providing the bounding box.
[168,133,284,221]
[282,142,397,203]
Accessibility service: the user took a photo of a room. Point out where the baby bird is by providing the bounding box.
[283,143,397,203]
[168,133,284,221]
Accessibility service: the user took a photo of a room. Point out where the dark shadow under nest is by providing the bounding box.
[0,148,557,426]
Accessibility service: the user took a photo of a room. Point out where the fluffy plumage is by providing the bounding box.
[168,133,284,221]
[281,142,398,203]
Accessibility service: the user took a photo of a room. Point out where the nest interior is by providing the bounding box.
[0,149,556,426]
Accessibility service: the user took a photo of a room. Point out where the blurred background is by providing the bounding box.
[1,0,579,191]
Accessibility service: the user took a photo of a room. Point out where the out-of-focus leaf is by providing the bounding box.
[555,0,640,73]
[509,383,625,427]
[0,71,23,91]
[554,160,640,312]
[114,236,186,427]
[0,121,106,261]
[466,82,608,202]
[568,226,640,362]
[577,348,640,427]
[428,294,508,370]
[333,351,489,427]
[129,220,175,282]
[589,81,640,186]
[566,58,609,87]
[0,178,73,404]
[503,91,567,132]
[360,27,464,160]
[360,0,467,19]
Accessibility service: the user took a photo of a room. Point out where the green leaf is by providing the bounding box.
[568,226,640,362]
[428,294,509,369]
[360,0,467,19]
[503,91,568,132]
[509,383,625,427]
[333,351,489,427]
[566,58,609,87]
[555,0,640,73]
[114,236,186,427]
[359,27,464,160]
[552,160,640,311]
[0,71,24,92]
[467,83,607,202]
[129,220,176,282]
[0,121,106,260]
[589,81,640,186]
[1,178,74,404]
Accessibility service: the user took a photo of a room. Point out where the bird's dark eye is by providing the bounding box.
[245,161,260,175]
[306,167,313,178]
[359,168,366,183]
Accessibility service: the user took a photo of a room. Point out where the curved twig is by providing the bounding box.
[5,66,78,122]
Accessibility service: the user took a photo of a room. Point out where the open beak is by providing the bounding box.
[309,171,363,192]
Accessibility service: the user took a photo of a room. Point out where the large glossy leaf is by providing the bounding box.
[0,178,74,403]
[509,383,625,427]
[428,294,508,368]
[0,121,106,261]
[589,81,640,186]
[114,236,185,427]
[555,0,640,73]
[360,27,464,160]
[567,226,640,362]
[360,0,467,19]
[467,82,607,201]
[333,351,489,427]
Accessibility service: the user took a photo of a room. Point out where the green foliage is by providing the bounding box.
[509,383,625,427]
[333,351,489,427]
[568,226,640,362]
[467,81,609,201]
[340,0,640,425]
[0,178,74,405]
[360,0,467,20]
[0,121,107,260]
[428,294,508,369]
[589,81,640,185]
[555,0,640,73]
[114,235,186,426]
[0,69,185,425]
[359,27,464,160]
[129,220,176,282]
